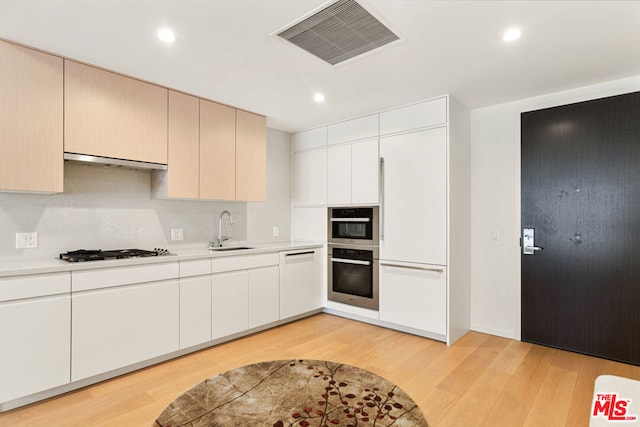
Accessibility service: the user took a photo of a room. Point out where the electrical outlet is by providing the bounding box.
[16,232,38,249]
[171,228,184,241]
[272,226,279,237]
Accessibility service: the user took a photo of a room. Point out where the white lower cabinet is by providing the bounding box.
[248,266,279,328]
[279,249,322,319]
[379,262,446,336]
[180,275,212,349]
[0,293,70,403]
[211,270,248,340]
[72,279,180,381]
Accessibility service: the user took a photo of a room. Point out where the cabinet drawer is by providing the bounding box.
[379,262,446,335]
[0,294,71,403]
[379,96,447,135]
[72,280,179,381]
[0,272,70,302]
[328,113,378,145]
[72,262,179,292]
[211,253,278,273]
[180,259,211,277]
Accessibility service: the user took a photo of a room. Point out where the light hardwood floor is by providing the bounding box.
[2,313,639,426]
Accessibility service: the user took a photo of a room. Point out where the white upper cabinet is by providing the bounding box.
[327,143,352,205]
[379,96,447,135]
[294,127,327,152]
[327,137,379,205]
[293,148,327,206]
[351,138,379,204]
[327,113,378,145]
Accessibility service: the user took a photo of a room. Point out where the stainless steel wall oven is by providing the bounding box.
[328,206,378,246]
[327,206,379,310]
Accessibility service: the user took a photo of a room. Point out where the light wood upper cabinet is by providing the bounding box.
[64,60,168,164]
[236,110,266,201]
[152,91,200,199]
[154,97,267,202]
[199,100,236,200]
[0,40,63,193]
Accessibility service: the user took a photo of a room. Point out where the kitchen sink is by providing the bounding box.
[209,246,255,252]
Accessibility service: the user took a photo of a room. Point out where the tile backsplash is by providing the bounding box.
[0,128,291,261]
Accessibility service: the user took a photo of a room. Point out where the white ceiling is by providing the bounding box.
[1,1,639,133]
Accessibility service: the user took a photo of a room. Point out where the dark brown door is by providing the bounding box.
[521,91,640,366]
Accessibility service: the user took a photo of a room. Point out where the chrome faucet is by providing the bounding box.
[213,210,233,247]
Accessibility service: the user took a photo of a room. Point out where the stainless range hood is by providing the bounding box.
[63,153,167,171]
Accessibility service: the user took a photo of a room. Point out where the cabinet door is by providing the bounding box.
[248,266,280,328]
[327,143,351,205]
[327,114,378,145]
[294,127,327,152]
[236,110,267,201]
[0,40,63,193]
[200,100,236,200]
[293,149,327,206]
[293,207,328,242]
[279,249,322,319]
[0,295,70,403]
[380,127,447,265]
[379,97,447,135]
[154,90,200,199]
[64,60,168,164]
[351,138,379,204]
[211,270,248,339]
[72,280,179,381]
[180,275,212,349]
[379,263,446,335]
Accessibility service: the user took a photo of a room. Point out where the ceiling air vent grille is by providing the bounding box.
[276,0,399,65]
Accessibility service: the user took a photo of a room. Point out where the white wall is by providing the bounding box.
[0,128,291,261]
[247,128,292,243]
[470,75,640,340]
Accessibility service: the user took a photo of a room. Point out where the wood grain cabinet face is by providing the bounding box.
[236,110,267,201]
[199,100,236,200]
[152,91,200,199]
[64,60,168,164]
[0,40,63,193]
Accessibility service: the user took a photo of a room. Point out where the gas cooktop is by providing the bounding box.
[59,248,170,263]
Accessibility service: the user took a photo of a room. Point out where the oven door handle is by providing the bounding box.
[329,218,371,222]
[331,258,371,266]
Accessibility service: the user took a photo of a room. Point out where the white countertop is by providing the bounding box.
[0,241,324,278]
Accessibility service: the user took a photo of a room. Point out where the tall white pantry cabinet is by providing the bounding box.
[292,95,470,345]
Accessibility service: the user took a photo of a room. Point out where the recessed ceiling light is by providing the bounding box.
[314,93,325,103]
[158,28,176,43]
[503,27,522,42]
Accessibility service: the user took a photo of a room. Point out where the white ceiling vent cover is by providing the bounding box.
[276,0,399,65]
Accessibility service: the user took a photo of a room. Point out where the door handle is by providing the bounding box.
[380,262,444,273]
[379,157,385,241]
[522,228,544,255]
